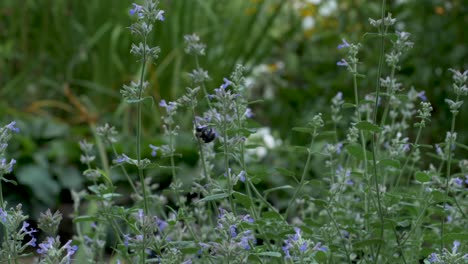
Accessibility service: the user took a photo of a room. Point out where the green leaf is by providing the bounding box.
[418,144,434,149]
[263,185,293,196]
[198,193,229,203]
[345,145,374,160]
[353,239,384,248]
[54,166,83,189]
[254,252,281,258]
[292,127,314,134]
[261,211,283,221]
[313,199,328,207]
[455,142,468,151]
[442,233,468,241]
[16,165,60,206]
[342,102,355,109]
[414,171,431,183]
[290,146,308,153]
[274,167,295,177]
[378,159,400,169]
[356,121,382,132]
[1,178,17,185]
[233,192,252,208]
[73,215,98,223]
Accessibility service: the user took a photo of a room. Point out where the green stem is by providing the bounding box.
[284,129,316,219]
[137,36,149,215]
[441,95,459,249]
[395,126,423,187]
[369,1,387,261]
[379,66,396,127]
[195,56,212,108]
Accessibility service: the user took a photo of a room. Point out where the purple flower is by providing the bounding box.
[0,208,7,222]
[230,225,237,238]
[129,3,144,17]
[312,242,327,252]
[417,91,427,101]
[115,154,130,164]
[224,168,232,177]
[26,237,37,247]
[63,240,78,258]
[149,144,159,157]
[137,209,144,222]
[337,39,350,49]
[220,78,232,90]
[37,237,55,254]
[337,59,348,67]
[218,208,227,219]
[452,240,460,254]
[292,227,301,241]
[238,171,246,182]
[435,144,443,156]
[159,99,176,111]
[242,214,254,223]
[20,222,37,237]
[428,253,438,263]
[447,215,452,223]
[403,144,410,152]
[454,177,463,186]
[299,241,308,252]
[239,230,255,250]
[123,234,130,247]
[6,121,20,133]
[1,158,16,173]
[282,240,292,258]
[336,142,343,154]
[157,218,168,231]
[244,108,254,118]
[156,10,165,21]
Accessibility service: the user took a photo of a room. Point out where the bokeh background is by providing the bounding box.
[0,0,466,237]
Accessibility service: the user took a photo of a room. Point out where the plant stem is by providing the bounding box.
[441,94,459,249]
[284,129,316,219]
[137,36,149,215]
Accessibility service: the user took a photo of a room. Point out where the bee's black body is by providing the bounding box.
[196,126,216,143]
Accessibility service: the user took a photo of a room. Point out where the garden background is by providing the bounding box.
[0,0,467,263]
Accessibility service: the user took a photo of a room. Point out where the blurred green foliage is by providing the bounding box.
[0,0,466,219]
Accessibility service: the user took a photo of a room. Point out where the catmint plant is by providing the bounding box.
[120,0,165,215]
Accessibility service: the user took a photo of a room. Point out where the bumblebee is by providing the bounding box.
[196,126,216,143]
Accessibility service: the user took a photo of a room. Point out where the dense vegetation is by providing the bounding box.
[0,0,466,263]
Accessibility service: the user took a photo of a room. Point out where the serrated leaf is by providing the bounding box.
[356,121,382,132]
[378,159,400,169]
[414,171,430,182]
[198,193,229,202]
